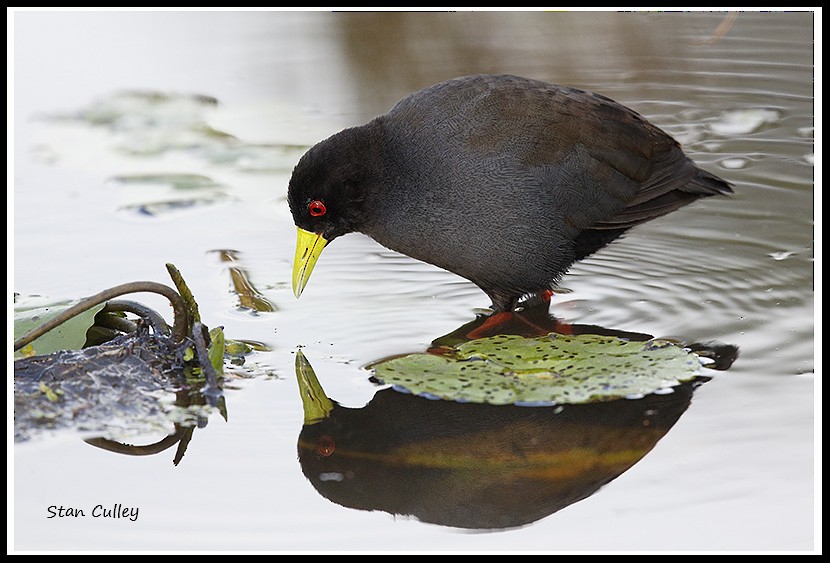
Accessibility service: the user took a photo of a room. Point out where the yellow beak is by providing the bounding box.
[292,227,329,298]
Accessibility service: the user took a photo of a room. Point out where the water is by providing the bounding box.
[11,10,816,552]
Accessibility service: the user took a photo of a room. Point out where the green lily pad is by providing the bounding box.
[13,298,106,358]
[372,333,702,406]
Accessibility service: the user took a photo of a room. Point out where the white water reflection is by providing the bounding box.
[709,108,782,136]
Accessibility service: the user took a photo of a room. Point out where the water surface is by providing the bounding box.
[12,10,815,552]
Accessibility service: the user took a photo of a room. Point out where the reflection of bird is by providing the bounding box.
[295,350,699,530]
[288,74,732,311]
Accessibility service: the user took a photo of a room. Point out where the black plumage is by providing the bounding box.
[288,74,732,311]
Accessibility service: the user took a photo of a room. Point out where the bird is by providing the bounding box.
[287,74,732,313]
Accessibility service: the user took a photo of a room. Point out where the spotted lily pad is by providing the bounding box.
[372,333,702,406]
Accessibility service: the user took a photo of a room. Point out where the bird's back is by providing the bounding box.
[366,75,732,309]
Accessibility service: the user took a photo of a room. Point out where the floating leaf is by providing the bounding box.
[42,90,305,172]
[55,90,219,131]
[111,173,221,190]
[13,298,106,358]
[372,333,702,406]
[110,173,232,217]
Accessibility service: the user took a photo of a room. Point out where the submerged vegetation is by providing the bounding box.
[13,264,229,461]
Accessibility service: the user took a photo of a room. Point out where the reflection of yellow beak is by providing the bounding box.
[294,349,334,424]
[292,228,329,298]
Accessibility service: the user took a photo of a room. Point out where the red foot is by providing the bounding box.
[465,312,516,340]
[465,310,565,340]
[554,321,574,335]
[457,290,575,340]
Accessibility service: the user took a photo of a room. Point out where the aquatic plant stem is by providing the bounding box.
[13,281,190,352]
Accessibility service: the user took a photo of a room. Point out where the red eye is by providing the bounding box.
[317,435,336,456]
[308,200,327,217]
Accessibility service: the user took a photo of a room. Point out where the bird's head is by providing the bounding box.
[287,123,385,298]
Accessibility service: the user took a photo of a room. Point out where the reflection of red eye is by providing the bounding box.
[308,200,327,217]
[317,435,335,456]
